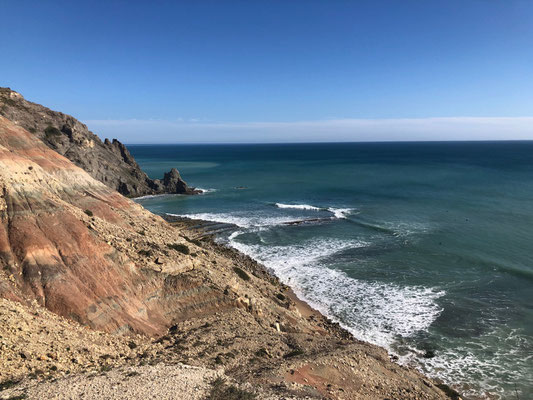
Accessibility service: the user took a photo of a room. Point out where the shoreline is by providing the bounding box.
[0,208,464,400]
[163,213,466,400]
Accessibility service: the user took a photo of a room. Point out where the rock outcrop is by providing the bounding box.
[0,115,223,336]
[0,87,198,197]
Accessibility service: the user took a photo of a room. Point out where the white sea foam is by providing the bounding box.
[328,207,353,219]
[228,234,444,350]
[275,203,322,211]
[135,188,217,200]
[228,230,244,241]
[169,212,301,228]
[275,203,354,219]
[227,227,521,399]
[411,326,533,400]
[385,221,431,238]
[196,188,218,194]
[134,194,170,200]
[176,204,354,228]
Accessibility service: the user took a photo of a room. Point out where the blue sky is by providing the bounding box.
[1,1,532,142]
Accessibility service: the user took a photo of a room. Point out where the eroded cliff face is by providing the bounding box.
[0,115,222,336]
[0,115,453,399]
[0,88,197,197]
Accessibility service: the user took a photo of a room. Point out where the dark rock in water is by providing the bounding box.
[423,350,436,359]
[282,218,331,226]
[0,87,197,197]
[435,383,462,400]
[163,168,190,194]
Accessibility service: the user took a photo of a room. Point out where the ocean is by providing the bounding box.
[130,142,533,399]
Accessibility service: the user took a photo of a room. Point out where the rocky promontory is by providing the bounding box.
[0,114,460,399]
[0,87,198,197]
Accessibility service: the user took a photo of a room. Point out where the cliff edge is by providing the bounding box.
[0,115,456,399]
[0,87,197,197]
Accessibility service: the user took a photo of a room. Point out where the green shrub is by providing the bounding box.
[84,209,93,217]
[2,97,17,107]
[255,348,270,358]
[44,126,61,137]
[138,249,152,257]
[0,379,20,391]
[184,237,202,246]
[167,243,190,255]
[233,267,250,281]
[206,378,255,400]
[276,293,286,301]
[283,348,304,359]
[100,364,112,373]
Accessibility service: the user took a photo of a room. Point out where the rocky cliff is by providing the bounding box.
[0,87,197,197]
[0,115,207,336]
[0,115,456,399]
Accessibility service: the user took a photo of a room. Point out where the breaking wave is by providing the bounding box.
[196,188,218,194]
[274,203,354,219]
[227,234,445,350]
[134,193,171,200]
[275,203,322,211]
[328,207,353,219]
[169,212,301,228]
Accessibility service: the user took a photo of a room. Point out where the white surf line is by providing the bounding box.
[275,203,355,219]
[275,203,322,211]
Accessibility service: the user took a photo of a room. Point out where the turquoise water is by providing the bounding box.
[130,142,533,399]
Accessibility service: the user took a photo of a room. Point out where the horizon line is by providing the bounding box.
[124,138,533,145]
[85,116,533,143]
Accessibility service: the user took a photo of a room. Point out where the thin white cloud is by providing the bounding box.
[83,117,533,143]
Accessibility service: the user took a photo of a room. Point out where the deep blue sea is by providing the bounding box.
[130,142,533,399]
